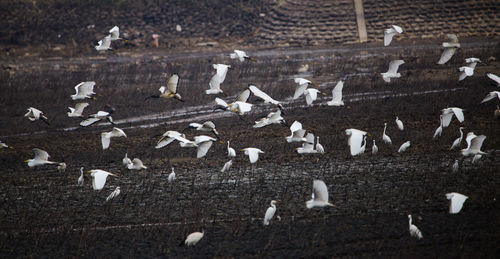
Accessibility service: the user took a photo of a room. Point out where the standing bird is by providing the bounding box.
[101,127,127,150]
[306,180,333,209]
[57,162,67,173]
[441,107,464,127]
[263,200,277,226]
[381,60,404,83]
[184,230,205,246]
[24,107,50,125]
[71,81,96,100]
[408,215,423,239]
[384,25,403,46]
[78,167,84,186]
[206,64,231,94]
[242,148,264,164]
[458,58,480,81]
[230,49,254,62]
[372,140,378,154]
[315,136,325,154]
[446,192,468,214]
[486,73,500,86]
[126,158,147,170]
[95,35,112,51]
[67,103,89,117]
[480,91,500,104]
[450,127,465,150]
[346,129,368,156]
[184,121,219,139]
[0,141,10,149]
[495,105,500,119]
[89,169,117,191]
[25,148,57,168]
[168,167,176,182]
[286,121,307,143]
[437,34,460,65]
[382,123,392,144]
[452,160,459,172]
[146,74,184,102]
[109,26,121,41]
[327,80,344,106]
[395,116,404,131]
[461,134,486,157]
[227,141,236,157]
[398,141,411,153]
[433,115,444,139]
[106,186,121,202]
[122,153,132,166]
[221,160,233,172]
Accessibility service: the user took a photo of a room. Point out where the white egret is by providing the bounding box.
[185,121,219,138]
[242,147,264,164]
[123,153,132,166]
[433,115,444,139]
[168,167,176,182]
[67,103,89,117]
[25,107,49,125]
[95,35,112,51]
[80,111,114,127]
[215,89,252,115]
[458,58,480,81]
[461,134,486,156]
[495,105,500,119]
[78,167,84,186]
[306,180,333,209]
[345,128,368,156]
[472,154,482,164]
[127,158,147,170]
[156,130,183,149]
[382,123,392,144]
[315,136,325,154]
[109,26,121,41]
[253,109,287,128]
[384,25,403,46]
[0,141,9,149]
[438,34,460,65]
[304,88,321,106]
[227,141,236,157]
[450,127,465,150]
[296,133,317,154]
[71,81,96,100]
[146,74,183,102]
[359,135,367,154]
[230,49,253,62]
[184,231,204,246]
[25,148,57,168]
[263,200,277,226]
[372,140,378,154]
[446,192,468,214]
[89,169,117,191]
[101,127,127,150]
[327,80,344,106]
[106,186,121,202]
[408,215,423,239]
[293,78,312,99]
[452,160,459,172]
[395,116,404,131]
[381,60,404,83]
[398,141,411,153]
[286,121,307,143]
[193,135,216,158]
[480,91,500,103]
[248,84,283,110]
[57,162,67,173]
[487,73,500,86]
[221,159,233,172]
[207,64,230,94]
[441,107,464,127]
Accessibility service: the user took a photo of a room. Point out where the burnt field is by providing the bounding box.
[0,40,499,257]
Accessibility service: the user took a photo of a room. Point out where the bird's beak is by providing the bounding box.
[219,140,224,144]
[87,170,92,173]
[24,159,28,162]
[321,92,327,96]
[93,97,97,100]
[9,147,14,149]
[250,58,256,61]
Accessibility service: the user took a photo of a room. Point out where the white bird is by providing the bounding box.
[293,78,312,99]
[345,128,368,156]
[185,121,219,138]
[227,141,236,157]
[358,135,367,154]
[25,148,57,168]
[304,88,320,106]
[487,73,500,86]
[452,160,459,172]
[441,107,464,127]
[286,121,307,143]
[381,60,404,83]
[408,215,423,239]
[67,103,89,117]
[495,105,500,119]
[306,180,333,209]
[297,64,309,73]
[221,159,233,172]
[450,127,465,150]
[71,81,96,100]
[472,154,483,164]
[242,147,264,164]
[438,34,460,65]
[0,141,9,149]
[109,26,121,41]
[253,109,286,128]
[57,162,67,173]
[193,135,216,158]
[184,231,204,246]
[78,167,84,186]
[127,158,147,170]
[101,127,127,150]
[24,107,49,125]
[156,130,185,149]
[215,91,253,116]
[458,58,480,81]
[89,169,117,191]
[168,167,176,182]
[122,153,132,166]
[395,116,404,131]
[248,84,283,110]
[481,91,500,103]
[382,123,392,144]
[461,134,486,157]
[398,141,411,153]
[384,25,403,46]
[315,136,325,154]
[95,35,112,51]
[80,111,114,127]
[146,74,183,102]
[296,133,317,154]
[372,140,378,154]
[230,49,253,62]
[106,186,121,202]
[446,192,468,214]
[207,64,230,94]
[433,115,444,139]
[263,200,277,225]
[327,80,344,106]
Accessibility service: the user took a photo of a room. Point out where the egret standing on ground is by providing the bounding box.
[315,136,325,154]
[395,116,404,131]
[306,180,333,209]
[433,115,444,139]
[227,141,236,157]
[408,215,423,239]
[263,200,277,225]
[382,123,392,144]
[78,167,84,186]
[372,140,378,154]
[450,127,465,150]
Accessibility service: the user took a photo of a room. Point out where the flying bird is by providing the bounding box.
[458,58,480,81]
[461,133,486,157]
[67,103,89,117]
[450,127,465,150]
[242,147,264,164]
[263,200,277,226]
[306,180,333,209]
[126,158,147,170]
[304,88,321,106]
[109,26,121,41]
[486,73,500,86]
[381,60,404,83]
[24,107,49,125]
[437,34,460,65]
[101,127,127,150]
[106,186,121,202]
[89,169,117,191]
[293,78,313,99]
[248,84,283,110]
[122,153,132,166]
[95,35,112,51]
[286,121,307,143]
[398,141,411,153]
[80,110,114,127]
[452,160,459,172]
[384,25,403,46]
[221,159,233,172]
[214,89,253,115]
[184,121,219,138]
[146,74,183,102]
[327,80,344,106]
[441,107,464,127]
[193,135,216,158]
[184,231,205,246]
[25,148,57,167]
[207,64,231,94]
[230,49,254,62]
[480,91,500,103]
[253,109,287,128]
[71,81,96,100]
[408,215,423,239]
[345,128,368,156]
[296,133,317,154]
[446,192,468,214]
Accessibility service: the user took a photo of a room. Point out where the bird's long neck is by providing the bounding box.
[383,124,387,134]
[459,128,463,138]
[408,216,412,226]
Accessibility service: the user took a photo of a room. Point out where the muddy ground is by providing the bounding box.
[0,40,499,257]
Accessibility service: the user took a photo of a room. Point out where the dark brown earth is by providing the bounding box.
[0,38,499,257]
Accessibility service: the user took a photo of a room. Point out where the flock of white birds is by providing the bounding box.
[2,24,499,246]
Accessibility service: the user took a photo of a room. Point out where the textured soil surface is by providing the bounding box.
[0,39,499,257]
